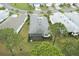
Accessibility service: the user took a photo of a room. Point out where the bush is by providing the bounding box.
[61,39,79,56]
[31,42,64,56]
[59,3,71,9]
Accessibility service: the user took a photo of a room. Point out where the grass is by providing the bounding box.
[11,3,34,12]
[75,8,79,13]
[0,7,5,10]
[0,40,11,56]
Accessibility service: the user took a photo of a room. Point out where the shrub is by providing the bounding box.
[31,42,64,56]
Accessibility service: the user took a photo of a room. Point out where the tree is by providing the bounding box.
[31,42,64,56]
[51,23,68,36]
[61,38,79,56]
[50,23,68,45]
[0,28,22,55]
[59,3,71,9]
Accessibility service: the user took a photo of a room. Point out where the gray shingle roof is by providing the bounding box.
[29,14,49,35]
[0,13,27,33]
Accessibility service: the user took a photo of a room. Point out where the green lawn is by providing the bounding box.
[11,3,34,12]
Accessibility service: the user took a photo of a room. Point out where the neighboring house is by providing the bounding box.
[0,4,9,22]
[64,12,79,29]
[0,13,27,33]
[29,14,50,40]
[73,3,79,8]
[54,3,61,10]
[50,12,79,33]
[46,3,52,7]
[0,9,9,22]
[0,4,3,7]
[30,3,41,10]
[70,3,76,8]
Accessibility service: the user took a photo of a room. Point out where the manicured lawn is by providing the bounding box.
[11,3,34,11]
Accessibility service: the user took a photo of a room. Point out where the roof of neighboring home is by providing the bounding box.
[0,4,3,7]
[29,14,49,35]
[51,12,79,33]
[0,9,9,22]
[64,12,79,27]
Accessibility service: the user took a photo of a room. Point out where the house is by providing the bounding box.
[0,4,9,22]
[29,14,50,41]
[64,11,79,30]
[73,3,79,8]
[30,3,41,10]
[70,3,76,8]
[46,3,52,7]
[50,12,79,34]
[0,13,27,33]
[54,3,62,10]
[0,4,3,7]
[0,9,9,22]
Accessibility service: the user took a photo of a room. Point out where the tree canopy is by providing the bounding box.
[0,28,22,55]
[31,42,64,56]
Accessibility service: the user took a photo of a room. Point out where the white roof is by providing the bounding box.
[29,14,49,35]
[51,12,79,33]
[11,14,18,18]
[64,12,79,27]
[55,3,61,10]
[0,4,3,7]
[46,3,52,6]
[0,9,9,22]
